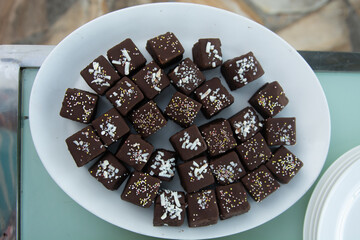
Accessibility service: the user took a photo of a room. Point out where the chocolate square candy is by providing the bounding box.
[241,165,280,202]
[178,156,215,193]
[153,190,186,226]
[65,125,105,167]
[249,81,289,119]
[60,88,98,124]
[199,118,237,157]
[91,108,130,146]
[164,91,202,128]
[89,152,129,190]
[186,189,219,227]
[192,38,223,70]
[129,100,167,138]
[193,77,234,118]
[105,77,144,116]
[146,32,184,68]
[215,182,250,220]
[121,171,161,208]
[266,146,303,183]
[107,38,146,76]
[80,55,121,95]
[132,61,170,99]
[209,151,246,185]
[169,125,207,161]
[168,58,206,95]
[236,133,272,171]
[116,134,154,171]
[229,106,263,142]
[145,149,177,182]
[264,117,296,146]
[221,51,264,90]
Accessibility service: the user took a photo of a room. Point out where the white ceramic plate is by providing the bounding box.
[29,3,330,239]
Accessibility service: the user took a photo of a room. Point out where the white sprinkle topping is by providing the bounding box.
[121,49,132,61]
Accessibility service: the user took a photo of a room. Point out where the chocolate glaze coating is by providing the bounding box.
[264,117,296,146]
[153,190,186,226]
[192,38,223,70]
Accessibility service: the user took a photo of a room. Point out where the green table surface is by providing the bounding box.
[20,69,360,240]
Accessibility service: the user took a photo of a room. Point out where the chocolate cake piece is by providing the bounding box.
[236,133,272,171]
[169,125,207,161]
[229,106,263,142]
[192,38,223,70]
[146,32,184,68]
[266,146,303,183]
[186,189,219,227]
[199,118,237,157]
[60,88,98,124]
[221,51,264,90]
[145,149,177,182]
[241,165,280,202]
[153,190,186,226]
[131,61,170,99]
[249,81,289,119]
[168,58,206,95]
[65,125,105,167]
[177,156,215,193]
[215,182,250,220]
[121,171,161,208]
[164,91,202,128]
[105,77,144,116]
[264,117,296,146]
[107,38,146,76]
[193,77,234,118]
[91,108,130,146]
[80,55,121,95]
[209,151,246,185]
[116,134,153,171]
[89,152,129,190]
[129,100,167,138]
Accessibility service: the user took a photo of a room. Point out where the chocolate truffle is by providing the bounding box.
[168,58,206,95]
[146,32,184,68]
[60,88,98,124]
[264,117,296,146]
[131,61,170,99]
[177,156,215,193]
[80,55,121,95]
[249,81,289,119]
[129,100,167,138]
[215,182,250,220]
[169,125,207,161]
[65,125,105,167]
[121,171,161,208]
[164,91,202,128]
[107,38,146,76]
[145,149,177,182]
[192,38,223,70]
[221,51,264,90]
[105,77,144,116]
[153,190,186,226]
[266,146,303,183]
[116,134,153,171]
[89,152,129,190]
[186,189,219,227]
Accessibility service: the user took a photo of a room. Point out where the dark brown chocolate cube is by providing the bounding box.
[178,156,215,193]
[131,61,170,99]
[221,51,264,90]
[145,149,177,182]
[192,38,223,70]
[264,117,296,146]
[241,165,280,202]
[266,146,303,183]
[107,38,146,76]
[153,190,186,226]
[65,125,105,167]
[164,91,202,128]
[186,189,219,227]
[121,171,161,208]
[129,101,167,138]
[249,81,289,119]
[215,182,250,220]
[60,88,98,124]
[193,77,234,118]
[80,55,121,95]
